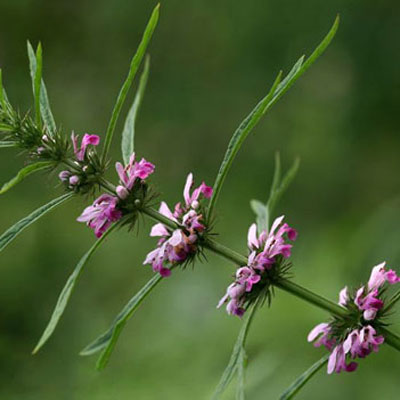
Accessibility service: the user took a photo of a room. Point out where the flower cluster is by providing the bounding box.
[115,153,155,200]
[77,152,155,238]
[217,216,297,317]
[308,262,400,374]
[59,132,101,190]
[143,173,213,277]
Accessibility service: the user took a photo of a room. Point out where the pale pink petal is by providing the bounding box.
[247,223,259,249]
[307,323,329,342]
[150,223,169,237]
[338,286,349,306]
[183,173,193,206]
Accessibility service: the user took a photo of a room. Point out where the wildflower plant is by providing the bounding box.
[0,4,399,399]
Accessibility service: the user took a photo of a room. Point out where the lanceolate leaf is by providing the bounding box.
[212,301,259,400]
[250,199,269,234]
[207,16,339,219]
[34,43,43,129]
[0,69,6,109]
[102,4,159,162]
[0,161,53,195]
[251,155,300,232]
[27,41,57,136]
[80,273,163,370]
[383,288,400,313]
[279,354,329,400]
[236,348,247,400]
[0,141,18,148]
[121,55,150,165]
[267,157,300,216]
[33,221,121,354]
[0,192,73,252]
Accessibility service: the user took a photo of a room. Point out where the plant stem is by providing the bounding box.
[141,206,400,352]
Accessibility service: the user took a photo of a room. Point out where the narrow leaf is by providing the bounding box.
[0,69,5,109]
[0,124,14,132]
[0,192,73,252]
[236,348,247,400]
[0,141,18,148]
[269,152,281,201]
[27,41,57,136]
[207,15,339,219]
[0,161,53,195]
[34,43,43,129]
[212,301,259,399]
[383,288,400,313]
[207,71,282,219]
[250,199,269,234]
[80,273,163,369]
[102,4,159,162]
[121,55,150,164]
[267,157,300,215]
[280,354,329,400]
[33,221,121,354]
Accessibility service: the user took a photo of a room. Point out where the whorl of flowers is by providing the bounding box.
[308,262,400,374]
[143,173,213,277]
[77,151,155,238]
[217,216,297,317]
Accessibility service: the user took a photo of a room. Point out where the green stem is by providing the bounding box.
[141,206,400,352]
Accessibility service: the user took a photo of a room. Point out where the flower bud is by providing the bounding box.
[69,175,80,186]
[58,170,71,182]
[116,185,129,200]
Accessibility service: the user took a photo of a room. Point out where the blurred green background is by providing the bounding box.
[0,0,399,399]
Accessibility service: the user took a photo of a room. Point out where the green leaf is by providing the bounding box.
[80,273,163,369]
[383,288,400,313]
[121,55,150,165]
[207,15,339,219]
[212,301,259,400]
[267,157,300,216]
[280,354,329,400]
[0,69,5,109]
[102,4,159,162]
[34,43,43,129]
[27,41,57,136]
[0,161,53,195]
[33,221,121,354]
[236,348,247,400]
[207,71,282,219]
[251,155,300,232]
[0,124,13,132]
[0,141,18,148]
[0,192,73,252]
[250,199,269,234]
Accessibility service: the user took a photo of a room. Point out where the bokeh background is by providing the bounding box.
[0,0,399,399]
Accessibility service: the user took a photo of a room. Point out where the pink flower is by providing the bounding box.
[327,344,358,374]
[183,173,213,208]
[71,132,100,161]
[307,323,336,350]
[354,263,399,320]
[144,173,213,277]
[77,194,122,238]
[115,153,155,194]
[308,262,397,374]
[246,217,297,271]
[218,217,297,317]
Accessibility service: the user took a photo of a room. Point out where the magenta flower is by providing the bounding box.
[77,194,122,238]
[308,262,399,374]
[218,216,297,317]
[71,132,100,161]
[115,152,155,198]
[143,173,213,277]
